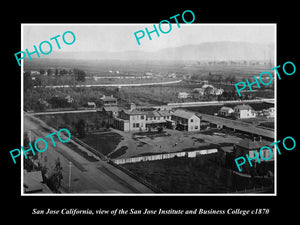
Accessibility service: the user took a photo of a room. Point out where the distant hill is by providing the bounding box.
[35,41,274,62]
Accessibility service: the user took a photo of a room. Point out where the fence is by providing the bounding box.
[167,99,266,108]
[71,136,107,161]
[112,149,218,165]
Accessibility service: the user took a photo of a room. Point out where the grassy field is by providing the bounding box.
[36,112,123,155]
[122,154,273,193]
[81,132,123,155]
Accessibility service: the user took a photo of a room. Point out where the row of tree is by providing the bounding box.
[190,73,237,84]
[24,68,86,91]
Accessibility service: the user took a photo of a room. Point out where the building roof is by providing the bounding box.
[234,104,253,111]
[157,110,172,117]
[100,95,117,101]
[103,106,119,112]
[23,171,52,193]
[220,106,234,112]
[236,138,270,150]
[147,111,161,118]
[123,109,147,115]
[172,110,198,119]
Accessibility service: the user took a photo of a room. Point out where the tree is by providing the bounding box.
[60,69,68,76]
[47,69,52,76]
[73,68,86,82]
[55,68,59,76]
[39,69,45,75]
[47,157,63,193]
[75,119,86,138]
[229,75,236,84]
[24,72,33,91]
[204,86,214,96]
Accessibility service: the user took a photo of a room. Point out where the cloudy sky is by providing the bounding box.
[22,24,276,53]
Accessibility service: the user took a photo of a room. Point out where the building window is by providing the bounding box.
[195,126,198,130]
[141,115,144,119]
[191,119,194,122]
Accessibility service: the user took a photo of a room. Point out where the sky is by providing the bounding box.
[22,24,276,53]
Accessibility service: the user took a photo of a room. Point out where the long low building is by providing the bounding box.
[196,112,274,139]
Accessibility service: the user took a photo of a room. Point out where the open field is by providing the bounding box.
[25,58,273,79]
[122,155,274,193]
[24,59,274,111]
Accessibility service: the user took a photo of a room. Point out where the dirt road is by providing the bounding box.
[23,114,153,194]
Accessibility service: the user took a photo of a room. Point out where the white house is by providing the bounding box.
[202,84,214,89]
[234,105,256,119]
[172,110,200,131]
[177,92,190,99]
[263,107,275,118]
[213,88,224,96]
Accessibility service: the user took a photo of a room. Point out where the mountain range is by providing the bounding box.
[41,41,275,62]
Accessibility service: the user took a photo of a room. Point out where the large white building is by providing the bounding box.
[171,110,200,131]
[234,105,256,119]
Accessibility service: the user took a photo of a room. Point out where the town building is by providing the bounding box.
[234,104,256,119]
[100,95,118,106]
[234,138,273,174]
[87,102,96,108]
[263,107,275,118]
[103,106,120,117]
[113,104,147,132]
[171,109,200,131]
[65,95,74,103]
[146,110,174,129]
[177,92,189,99]
[219,106,234,117]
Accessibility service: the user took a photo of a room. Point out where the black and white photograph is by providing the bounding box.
[2,3,299,221]
[21,24,276,195]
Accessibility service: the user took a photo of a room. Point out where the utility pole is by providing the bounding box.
[28,130,32,143]
[68,162,72,192]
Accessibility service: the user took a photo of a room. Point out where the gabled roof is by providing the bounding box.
[172,110,197,119]
[236,138,270,150]
[103,106,120,112]
[123,109,147,115]
[157,110,172,117]
[220,106,233,112]
[100,95,117,101]
[147,111,161,118]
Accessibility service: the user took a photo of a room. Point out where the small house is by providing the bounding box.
[234,104,256,119]
[86,102,96,108]
[100,95,118,106]
[219,106,234,117]
[103,106,120,117]
[177,92,189,99]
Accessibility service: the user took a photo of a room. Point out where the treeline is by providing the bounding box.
[24,68,86,91]
[190,73,237,84]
